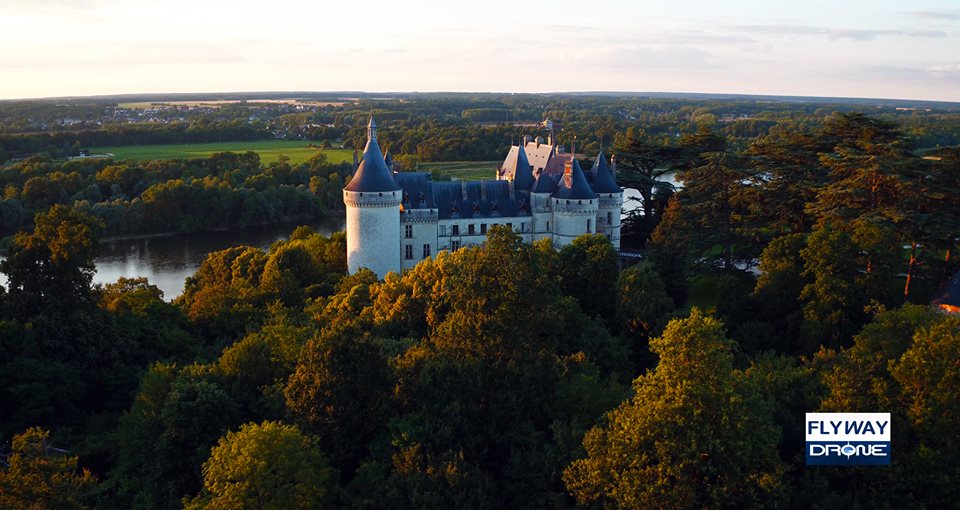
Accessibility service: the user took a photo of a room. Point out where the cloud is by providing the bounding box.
[2,40,251,69]
[729,24,946,41]
[575,44,724,70]
[863,62,960,83]
[901,10,960,21]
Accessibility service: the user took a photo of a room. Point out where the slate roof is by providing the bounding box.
[589,151,621,194]
[555,158,598,200]
[394,172,436,209]
[511,146,535,190]
[394,173,530,220]
[499,141,572,179]
[931,270,960,308]
[532,170,559,193]
[344,127,401,193]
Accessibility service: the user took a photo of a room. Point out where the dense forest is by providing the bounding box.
[0,151,350,239]
[0,106,959,509]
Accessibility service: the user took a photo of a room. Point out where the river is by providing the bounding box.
[0,217,347,300]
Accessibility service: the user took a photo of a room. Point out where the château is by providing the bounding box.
[344,116,623,277]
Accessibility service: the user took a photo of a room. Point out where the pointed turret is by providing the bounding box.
[590,151,620,194]
[555,157,597,200]
[345,116,401,193]
[532,170,558,194]
[511,145,535,190]
[384,150,394,172]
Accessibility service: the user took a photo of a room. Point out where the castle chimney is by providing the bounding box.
[610,154,617,176]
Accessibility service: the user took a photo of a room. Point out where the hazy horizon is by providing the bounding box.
[2,0,958,102]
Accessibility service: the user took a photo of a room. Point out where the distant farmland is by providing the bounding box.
[89,141,355,165]
[418,161,498,181]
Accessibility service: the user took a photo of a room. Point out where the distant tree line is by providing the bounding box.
[0,151,350,238]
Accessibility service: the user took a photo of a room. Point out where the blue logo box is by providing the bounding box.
[805,413,891,466]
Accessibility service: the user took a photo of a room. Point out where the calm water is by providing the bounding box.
[0,217,346,300]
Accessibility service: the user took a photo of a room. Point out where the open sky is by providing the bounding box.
[1,0,958,101]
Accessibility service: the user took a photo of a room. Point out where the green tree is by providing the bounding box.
[1,205,103,319]
[613,128,686,238]
[676,151,752,269]
[558,233,619,324]
[185,421,334,510]
[0,427,97,510]
[646,195,690,305]
[799,227,864,351]
[616,262,674,343]
[751,233,807,352]
[284,323,393,475]
[113,364,241,509]
[814,307,960,508]
[744,125,827,235]
[564,310,786,509]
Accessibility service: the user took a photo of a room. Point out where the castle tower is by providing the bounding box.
[530,168,557,241]
[552,156,598,248]
[590,151,624,250]
[343,116,402,278]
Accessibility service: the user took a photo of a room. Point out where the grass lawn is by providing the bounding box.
[88,141,354,166]
[417,161,499,181]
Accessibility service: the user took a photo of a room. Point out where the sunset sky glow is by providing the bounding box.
[1,0,958,101]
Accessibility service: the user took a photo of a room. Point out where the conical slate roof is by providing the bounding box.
[554,158,597,200]
[344,118,401,193]
[590,151,620,193]
[532,170,558,193]
[511,145,535,190]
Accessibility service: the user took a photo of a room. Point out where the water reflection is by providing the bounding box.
[0,217,346,300]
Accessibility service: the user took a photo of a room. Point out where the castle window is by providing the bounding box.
[481,223,487,234]
[405,224,413,238]
[451,240,461,250]
[578,200,582,205]
[423,244,431,258]
[468,224,475,235]
[379,193,383,197]
[607,212,612,225]
[521,222,526,232]
[439,225,446,236]
[546,220,550,231]
[587,219,592,233]
[452,225,460,236]
[506,222,513,231]
[405,244,413,260]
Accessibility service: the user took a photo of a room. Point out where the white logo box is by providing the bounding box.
[806,413,891,442]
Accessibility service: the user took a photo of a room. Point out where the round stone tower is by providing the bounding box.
[552,157,599,249]
[343,116,402,278]
[590,151,624,250]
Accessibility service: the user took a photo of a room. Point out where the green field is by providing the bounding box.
[417,161,499,181]
[88,141,354,165]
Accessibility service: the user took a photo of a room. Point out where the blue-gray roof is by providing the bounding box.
[589,151,621,194]
[532,170,559,193]
[511,146,535,190]
[554,158,597,200]
[344,137,401,192]
[394,172,436,209]
[394,173,530,220]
